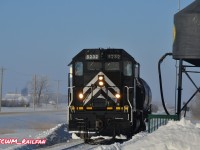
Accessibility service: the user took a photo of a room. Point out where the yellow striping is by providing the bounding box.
[124,105,129,111]
[86,107,93,110]
[77,107,83,110]
[173,25,176,42]
[116,107,121,110]
[107,107,113,110]
[70,106,75,111]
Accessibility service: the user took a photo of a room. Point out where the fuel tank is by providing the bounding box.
[136,78,152,111]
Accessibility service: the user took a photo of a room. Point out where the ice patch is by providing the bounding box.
[90,135,112,140]
[72,133,81,139]
[115,134,127,140]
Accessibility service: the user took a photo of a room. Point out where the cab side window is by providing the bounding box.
[123,61,132,76]
[75,62,83,76]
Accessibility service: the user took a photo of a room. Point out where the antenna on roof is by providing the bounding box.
[178,0,180,11]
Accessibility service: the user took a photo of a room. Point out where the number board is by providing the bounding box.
[85,54,99,60]
[107,54,121,60]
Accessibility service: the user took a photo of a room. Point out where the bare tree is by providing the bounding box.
[190,93,200,119]
[30,75,50,107]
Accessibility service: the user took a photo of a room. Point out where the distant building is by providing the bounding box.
[2,93,30,107]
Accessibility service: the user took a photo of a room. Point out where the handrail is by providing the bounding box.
[67,86,75,124]
[124,86,133,123]
[148,114,178,133]
[68,86,75,107]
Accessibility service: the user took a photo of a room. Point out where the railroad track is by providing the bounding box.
[39,136,127,150]
[59,142,98,150]
[38,139,97,150]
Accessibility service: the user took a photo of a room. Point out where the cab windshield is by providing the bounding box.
[105,62,120,71]
[87,62,102,70]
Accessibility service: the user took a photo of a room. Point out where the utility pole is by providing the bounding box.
[56,80,60,110]
[0,67,6,112]
[33,74,36,111]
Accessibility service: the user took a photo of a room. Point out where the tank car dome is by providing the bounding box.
[173,0,200,66]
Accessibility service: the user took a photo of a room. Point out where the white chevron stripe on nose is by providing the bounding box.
[83,72,119,94]
[82,72,120,105]
[83,87,100,105]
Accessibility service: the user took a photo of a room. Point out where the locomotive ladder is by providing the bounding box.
[124,64,139,123]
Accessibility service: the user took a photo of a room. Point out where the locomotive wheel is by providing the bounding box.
[132,119,140,133]
[139,120,146,131]
[112,125,116,139]
[81,132,89,140]
[80,133,90,143]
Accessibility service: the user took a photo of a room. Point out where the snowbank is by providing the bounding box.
[94,118,200,150]
[9,117,200,150]
[13,124,71,150]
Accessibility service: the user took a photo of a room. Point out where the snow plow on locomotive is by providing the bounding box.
[67,48,151,139]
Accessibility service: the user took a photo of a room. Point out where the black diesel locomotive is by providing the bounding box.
[68,48,151,139]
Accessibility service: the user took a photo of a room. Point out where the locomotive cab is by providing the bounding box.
[67,48,151,139]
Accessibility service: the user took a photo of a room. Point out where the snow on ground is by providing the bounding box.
[13,115,200,150]
[1,103,65,113]
[12,124,71,150]
[93,118,200,150]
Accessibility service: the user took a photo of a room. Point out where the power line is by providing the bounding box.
[0,67,6,112]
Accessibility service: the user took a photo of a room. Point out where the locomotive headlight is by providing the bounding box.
[99,81,104,87]
[78,93,84,99]
[98,75,104,81]
[115,93,121,99]
[98,75,104,87]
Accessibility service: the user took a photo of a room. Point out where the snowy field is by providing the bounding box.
[0,104,67,150]
[1,105,200,150]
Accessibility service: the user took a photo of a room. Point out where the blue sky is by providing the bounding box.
[0,0,194,104]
